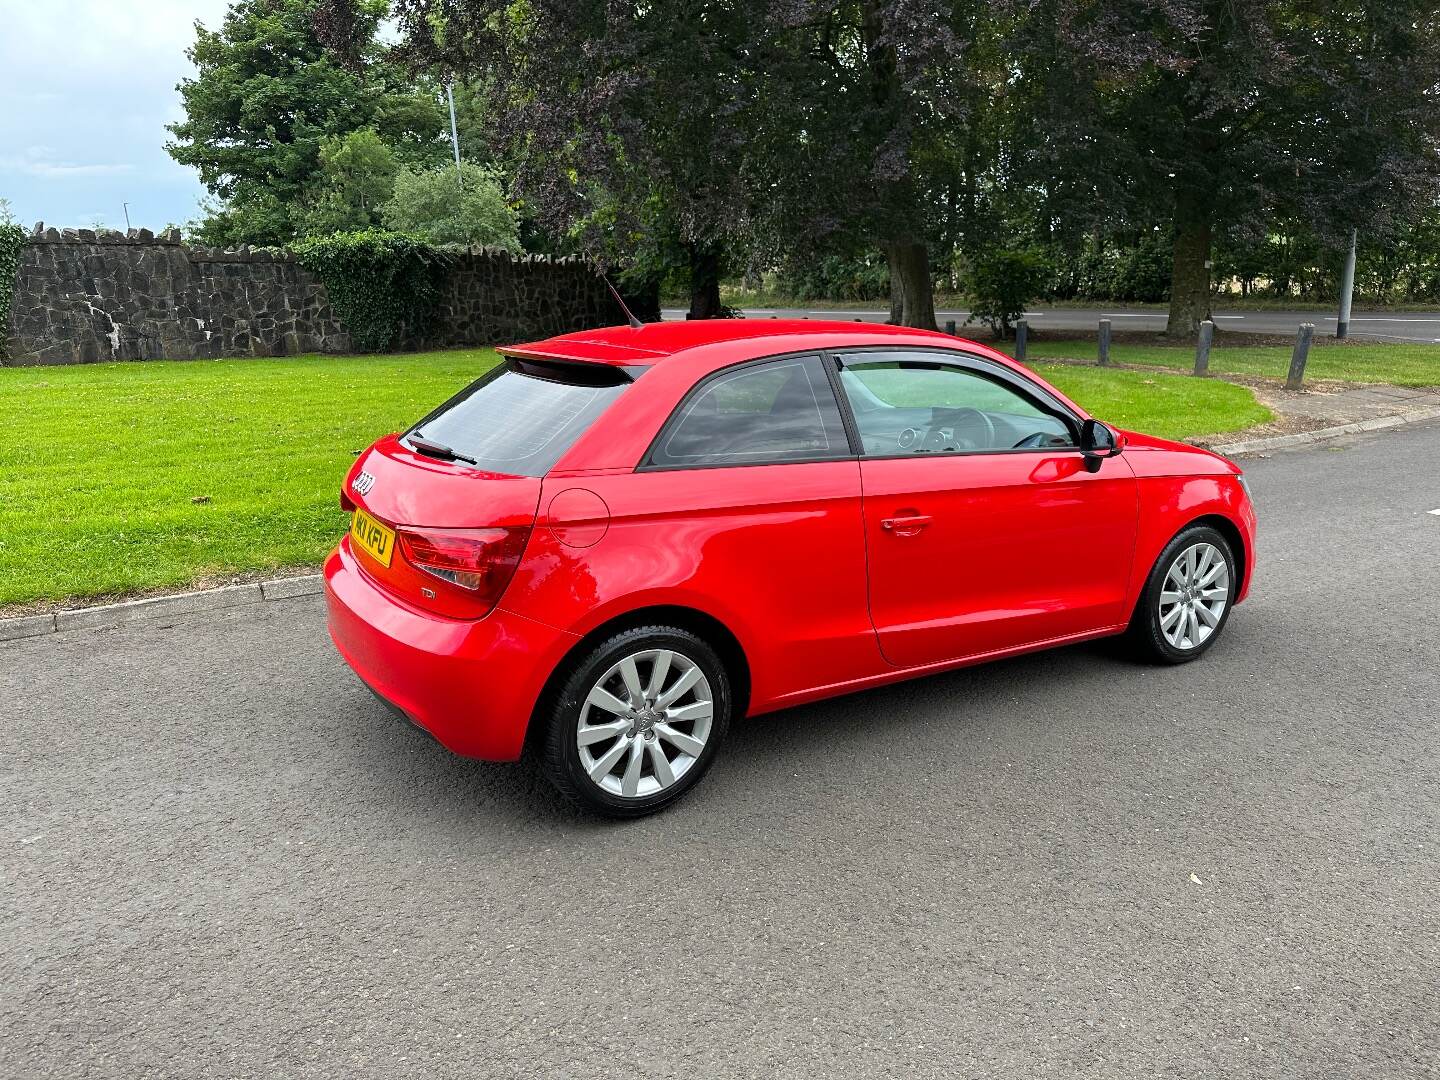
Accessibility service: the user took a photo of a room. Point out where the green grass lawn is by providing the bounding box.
[0,350,1267,609]
[1017,339,1440,387]
[0,350,505,607]
[1032,363,1270,439]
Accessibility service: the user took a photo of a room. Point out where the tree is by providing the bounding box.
[1012,0,1440,336]
[297,129,400,236]
[965,248,1051,337]
[318,0,760,317]
[167,0,445,246]
[718,2,1004,327]
[382,162,521,250]
[317,1,1003,326]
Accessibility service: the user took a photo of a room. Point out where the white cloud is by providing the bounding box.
[8,161,136,178]
[1,147,136,178]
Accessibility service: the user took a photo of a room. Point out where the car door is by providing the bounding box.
[834,349,1139,668]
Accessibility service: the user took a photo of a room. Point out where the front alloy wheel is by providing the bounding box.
[1158,542,1230,651]
[1127,525,1237,664]
[540,626,731,817]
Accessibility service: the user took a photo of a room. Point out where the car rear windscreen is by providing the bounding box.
[405,358,633,476]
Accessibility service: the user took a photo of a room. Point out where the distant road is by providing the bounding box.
[661,305,1440,344]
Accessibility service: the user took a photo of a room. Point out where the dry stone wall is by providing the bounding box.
[3,226,614,365]
[433,249,612,348]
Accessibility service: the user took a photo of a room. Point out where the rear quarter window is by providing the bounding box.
[406,358,630,476]
[646,355,850,468]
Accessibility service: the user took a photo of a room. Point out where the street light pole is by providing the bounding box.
[1336,228,1357,340]
[445,80,463,190]
[123,202,131,231]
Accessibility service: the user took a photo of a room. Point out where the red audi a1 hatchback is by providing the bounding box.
[327,320,1256,816]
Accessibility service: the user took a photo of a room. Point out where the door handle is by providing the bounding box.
[881,513,933,534]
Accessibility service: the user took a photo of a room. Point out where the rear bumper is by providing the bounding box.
[324,539,578,761]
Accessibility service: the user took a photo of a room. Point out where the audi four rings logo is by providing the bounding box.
[351,471,376,496]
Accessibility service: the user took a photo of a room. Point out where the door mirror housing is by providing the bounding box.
[1080,419,1123,472]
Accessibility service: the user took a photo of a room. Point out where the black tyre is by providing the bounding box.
[1125,524,1237,665]
[539,625,731,818]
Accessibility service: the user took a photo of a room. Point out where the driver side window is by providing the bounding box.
[837,354,1075,456]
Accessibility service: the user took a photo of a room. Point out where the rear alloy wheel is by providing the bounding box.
[540,626,730,817]
[1126,525,1237,664]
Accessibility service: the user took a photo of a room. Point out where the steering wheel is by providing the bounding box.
[1012,430,1073,449]
[919,407,994,452]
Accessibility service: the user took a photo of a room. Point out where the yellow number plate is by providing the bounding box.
[349,508,395,568]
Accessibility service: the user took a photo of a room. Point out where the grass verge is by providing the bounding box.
[0,350,1265,609]
[1030,363,1270,441]
[0,350,502,607]
[1018,339,1440,387]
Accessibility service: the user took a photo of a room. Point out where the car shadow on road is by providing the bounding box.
[335,638,1143,829]
[338,687,592,826]
[721,639,1133,764]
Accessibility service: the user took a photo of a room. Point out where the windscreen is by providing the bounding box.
[405,358,631,476]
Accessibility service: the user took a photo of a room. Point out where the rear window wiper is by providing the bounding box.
[407,432,478,465]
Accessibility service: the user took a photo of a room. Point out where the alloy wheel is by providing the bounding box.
[1159,542,1230,650]
[575,649,715,799]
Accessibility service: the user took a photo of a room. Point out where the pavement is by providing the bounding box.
[5,421,1440,1079]
[1261,384,1440,427]
[663,305,1440,344]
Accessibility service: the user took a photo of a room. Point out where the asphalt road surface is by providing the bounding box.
[5,422,1440,1079]
[662,305,1440,344]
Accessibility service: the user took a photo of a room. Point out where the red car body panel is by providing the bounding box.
[325,321,1257,761]
[1116,431,1257,607]
[325,540,578,760]
[353,434,543,530]
[514,460,887,712]
[858,451,1139,666]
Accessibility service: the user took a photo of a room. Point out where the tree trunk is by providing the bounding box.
[687,246,723,319]
[888,240,936,329]
[1165,184,1213,338]
[886,246,903,324]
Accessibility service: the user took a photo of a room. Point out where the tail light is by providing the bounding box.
[340,489,356,512]
[397,527,530,611]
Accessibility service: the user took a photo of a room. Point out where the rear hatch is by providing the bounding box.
[342,356,633,617]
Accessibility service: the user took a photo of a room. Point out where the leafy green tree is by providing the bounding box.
[317,1,1005,326]
[1012,0,1440,335]
[317,0,759,317]
[297,129,401,236]
[319,129,400,214]
[745,2,1009,328]
[167,0,445,246]
[965,249,1051,338]
[381,162,521,250]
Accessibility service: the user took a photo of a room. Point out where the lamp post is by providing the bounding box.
[445,79,463,190]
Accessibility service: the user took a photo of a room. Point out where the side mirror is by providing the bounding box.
[1080,419,1123,472]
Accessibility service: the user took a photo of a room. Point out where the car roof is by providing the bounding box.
[503,318,963,367]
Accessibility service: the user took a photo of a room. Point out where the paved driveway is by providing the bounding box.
[4,423,1439,1079]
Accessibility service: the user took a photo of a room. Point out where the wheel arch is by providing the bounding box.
[524,604,752,756]
[1188,512,1248,596]
[1129,510,1250,628]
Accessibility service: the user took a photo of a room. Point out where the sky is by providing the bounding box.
[0,0,232,232]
